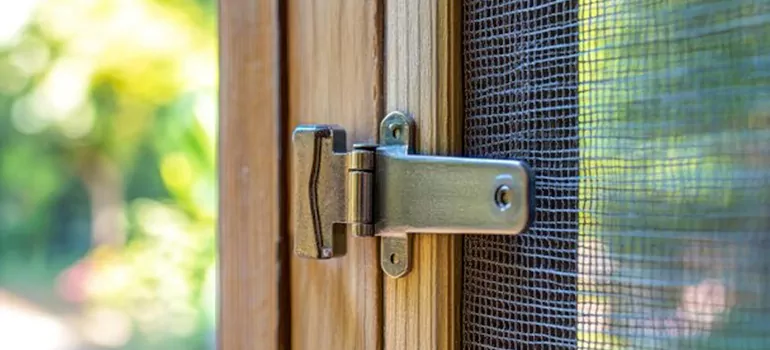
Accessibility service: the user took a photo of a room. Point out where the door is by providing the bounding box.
[220,0,770,349]
[220,0,384,349]
[220,0,462,349]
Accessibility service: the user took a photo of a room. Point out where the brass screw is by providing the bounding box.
[495,185,512,210]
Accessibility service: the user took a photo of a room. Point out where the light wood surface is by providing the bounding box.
[384,0,464,349]
[287,1,383,349]
[219,0,286,349]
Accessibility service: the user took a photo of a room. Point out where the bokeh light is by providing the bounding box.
[0,0,216,348]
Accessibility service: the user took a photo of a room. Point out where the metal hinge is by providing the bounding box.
[292,111,534,278]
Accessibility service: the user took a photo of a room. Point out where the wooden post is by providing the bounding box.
[219,0,287,349]
[383,1,464,349]
[287,1,384,349]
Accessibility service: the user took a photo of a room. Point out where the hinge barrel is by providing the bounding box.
[346,146,375,237]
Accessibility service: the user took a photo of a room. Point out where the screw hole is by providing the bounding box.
[495,185,512,211]
[389,253,400,265]
[389,124,402,139]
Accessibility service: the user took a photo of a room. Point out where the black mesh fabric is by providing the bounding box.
[462,0,770,349]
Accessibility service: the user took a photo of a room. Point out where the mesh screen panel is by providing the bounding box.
[462,0,770,349]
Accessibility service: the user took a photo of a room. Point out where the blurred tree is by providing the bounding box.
[580,0,770,348]
[0,0,216,348]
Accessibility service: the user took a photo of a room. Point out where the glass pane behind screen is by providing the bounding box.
[462,0,770,349]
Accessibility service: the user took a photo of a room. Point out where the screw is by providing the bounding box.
[495,185,512,211]
[388,123,402,139]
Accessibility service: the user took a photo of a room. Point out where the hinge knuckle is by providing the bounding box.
[346,148,374,237]
[347,147,375,170]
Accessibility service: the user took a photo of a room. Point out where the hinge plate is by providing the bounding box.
[292,112,534,278]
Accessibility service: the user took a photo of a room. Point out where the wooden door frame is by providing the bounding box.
[287,0,384,349]
[219,0,288,349]
[383,1,464,349]
[219,0,463,349]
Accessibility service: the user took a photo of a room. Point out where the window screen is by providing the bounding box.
[462,0,770,349]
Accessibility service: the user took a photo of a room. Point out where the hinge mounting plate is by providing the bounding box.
[292,112,534,278]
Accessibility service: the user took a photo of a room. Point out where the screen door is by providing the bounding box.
[462,0,770,349]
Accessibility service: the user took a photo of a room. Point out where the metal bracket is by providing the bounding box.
[292,111,534,278]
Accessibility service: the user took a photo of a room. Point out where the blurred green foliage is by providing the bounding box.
[579,1,770,348]
[0,0,216,348]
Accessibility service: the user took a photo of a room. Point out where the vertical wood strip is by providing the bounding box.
[384,0,464,349]
[219,0,286,349]
[287,1,383,349]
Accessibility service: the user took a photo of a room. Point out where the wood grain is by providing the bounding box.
[384,0,464,349]
[219,0,286,349]
[287,1,383,349]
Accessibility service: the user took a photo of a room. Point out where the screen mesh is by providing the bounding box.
[462,0,770,349]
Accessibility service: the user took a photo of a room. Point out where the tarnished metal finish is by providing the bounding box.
[375,113,532,236]
[378,112,415,278]
[381,236,411,278]
[292,111,534,277]
[377,112,533,277]
[347,146,375,170]
[375,152,532,235]
[380,111,415,148]
[346,145,375,237]
[347,170,374,237]
[292,125,348,259]
[345,146,375,237]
